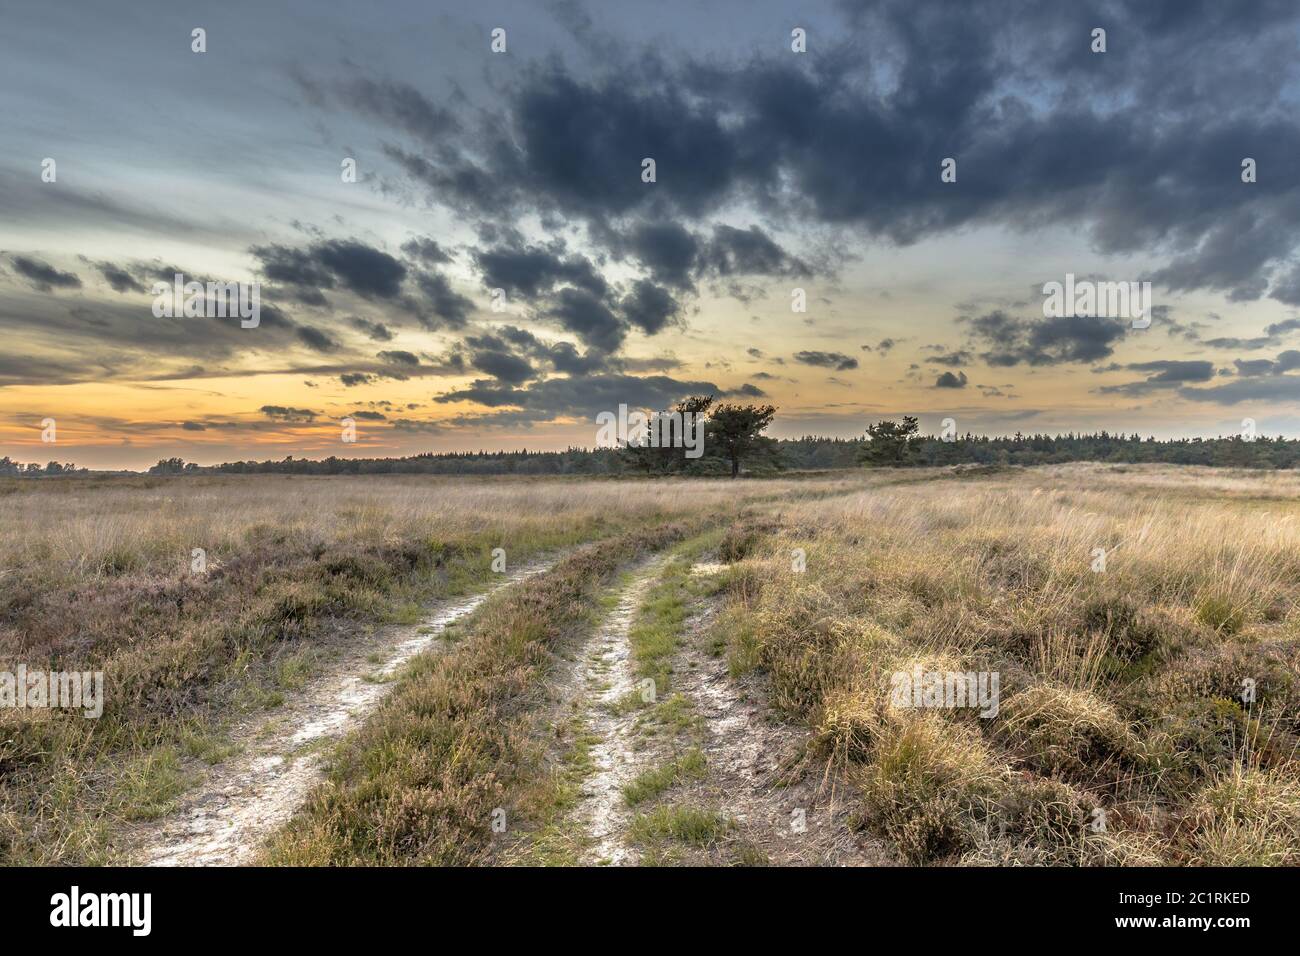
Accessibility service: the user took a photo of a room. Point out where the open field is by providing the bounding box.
[2,464,1298,866]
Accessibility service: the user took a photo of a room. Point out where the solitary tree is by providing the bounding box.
[859,416,920,467]
[706,403,779,478]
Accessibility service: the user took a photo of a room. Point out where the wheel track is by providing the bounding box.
[132,556,558,866]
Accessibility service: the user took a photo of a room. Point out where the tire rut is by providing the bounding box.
[671,571,892,865]
[569,556,668,866]
[129,557,558,866]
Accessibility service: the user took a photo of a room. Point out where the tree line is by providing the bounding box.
[7,405,1300,478]
[0,457,85,477]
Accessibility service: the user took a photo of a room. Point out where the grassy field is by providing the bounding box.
[0,474,824,863]
[718,463,1300,865]
[1,465,1297,865]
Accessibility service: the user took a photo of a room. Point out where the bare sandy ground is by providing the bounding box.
[672,569,892,865]
[130,558,556,866]
[551,553,888,866]
[571,557,667,866]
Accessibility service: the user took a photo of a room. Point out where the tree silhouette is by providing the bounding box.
[706,403,778,478]
[859,416,920,467]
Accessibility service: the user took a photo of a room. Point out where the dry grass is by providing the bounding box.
[0,472,847,863]
[5,463,1298,866]
[259,521,701,865]
[712,463,1300,865]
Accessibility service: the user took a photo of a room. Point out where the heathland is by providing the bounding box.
[1,464,1297,865]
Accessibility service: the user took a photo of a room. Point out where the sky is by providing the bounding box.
[4,0,1300,470]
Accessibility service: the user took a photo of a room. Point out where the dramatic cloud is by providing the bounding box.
[260,405,317,422]
[966,310,1129,366]
[925,350,971,367]
[434,372,721,425]
[1181,376,1300,405]
[378,349,420,367]
[473,242,607,300]
[356,1,1300,306]
[10,0,1300,466]
[623,221,699,289]
[350,317,394,341]
[468,346,535,385]
[1099,360,1216,395]
[411,270,475,329]
[11,256,81,292]
[400,237,452,265]
[620,279,680,335]
[794,351,859,371]
[697,225,809,279]
[93,261,146,293]
[252,239,408,304]
[546,287,625,352]
[312,75,460,145]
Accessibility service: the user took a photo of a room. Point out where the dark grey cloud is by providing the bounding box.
[250,237,475,333]
[925,349,971,367]
[1271,264,1300,306]
[344,1,1300,306]
[312,240,407,299]
[350,317,394,341]
[295,325,339,352]
[698,225,810,279]
[620,279,680,335]
[794,350,859,371]
[260,405,317,422]
[473,242,608,300]
[296,73,460,145]
[434,372,721,425]
[460,327,618,381]
[0,278,373,388]
[546,287,625,352]
[252,239,409,307]
[1232,350,1300,377]
[92,261,146,294]
[378,349,420,367]
[1202,334,1282,351]
[411,270,475,329]
[623,221,699,289]
[469,347,535,385]
[1180,375,1300,405]
[966,310,1129,366]
[400,236,452,265]
[1099,360,1216,394]
[1266,318,1300,337]
[934,370,968,389]
[542,341,603,375]
[11,256,81,292]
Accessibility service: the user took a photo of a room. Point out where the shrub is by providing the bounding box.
[1185,767,1300,865]
[1081,594,1164,662]
[998,683,1140,779]
[857,715,1001,863]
